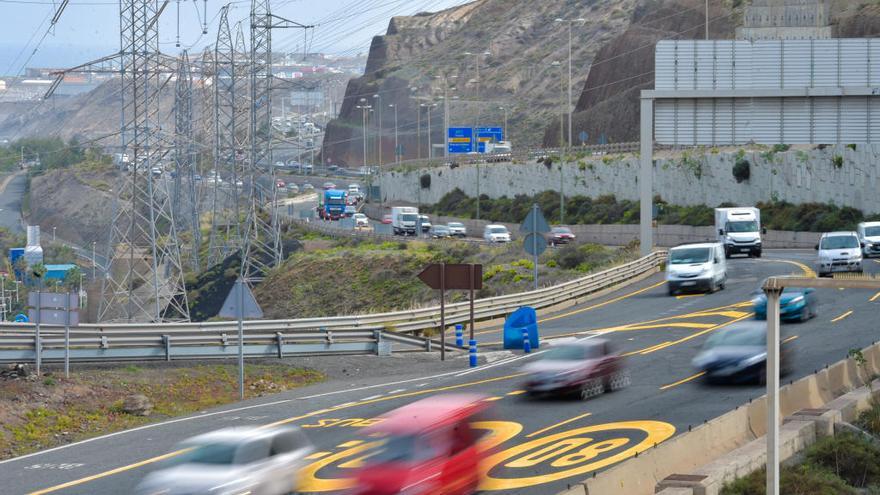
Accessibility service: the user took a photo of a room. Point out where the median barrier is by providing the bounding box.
[570,340,880,495]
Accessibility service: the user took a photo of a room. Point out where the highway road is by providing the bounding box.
[0,172,26,234]
[3,251,879,495]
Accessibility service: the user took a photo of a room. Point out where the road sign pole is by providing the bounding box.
[440,263,446,362]
[238,279,245,400]
[35,280,41,375]
[765,287,782,495]
[64,292,70,379]
[532,205,539,290]
[469,264,476,341]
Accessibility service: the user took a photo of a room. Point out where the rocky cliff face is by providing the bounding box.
[321,0,640,166]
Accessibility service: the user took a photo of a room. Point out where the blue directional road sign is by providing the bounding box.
[447,127,474,154]
[579,131,589,144]
[476,127,504,153]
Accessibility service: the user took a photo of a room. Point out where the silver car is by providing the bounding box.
[135,427,313,495]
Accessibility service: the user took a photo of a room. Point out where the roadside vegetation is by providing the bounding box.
[721,398,880,495]
[424,189,880,232]
[0,363,323,460]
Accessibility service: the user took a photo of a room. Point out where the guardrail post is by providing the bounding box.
[469,339,478,367]
[425,337,432,352]
[162,335,171,361]
[522,329,531,354]
[374,330,391,357]
[221,333,228,346]
[100,335,109,349]
[455,324,463,347]
[275,332,283,359]
[322,327,333,346]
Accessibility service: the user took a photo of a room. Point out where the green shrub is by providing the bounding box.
[721,465,856,495]
[832,155,844,169]
[805,433,880,487]
[732,159,751,183]
[772,144,791,153]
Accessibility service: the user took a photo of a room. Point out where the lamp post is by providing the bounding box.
[554,18,585,152]
[552,60,566,224]
[435,74,458,159]
[91,241,97,279]
[422,102,437,159]
[356,98,372,195]
[373,94,382,166]
[499,106,508,142]
[464,51,491,220]
[52,226,56,242]
[389,103,399,165]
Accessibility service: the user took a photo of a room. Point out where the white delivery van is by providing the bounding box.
[816,231,863,277]
[666,243,727,296]
[715,207,764,258]
[857,221,880,258]
[391,206,419,236]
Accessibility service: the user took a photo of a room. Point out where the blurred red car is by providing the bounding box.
[381,214,393,224]
[276,179,286,188]
[548,226,576,246]
[349,394,490,495]
[521,339,628,400]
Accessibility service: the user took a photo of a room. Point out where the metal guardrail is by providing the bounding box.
[0,251,665,363]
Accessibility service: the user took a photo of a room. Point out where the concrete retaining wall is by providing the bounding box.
[558,340,880,495]
[378,144,880,214]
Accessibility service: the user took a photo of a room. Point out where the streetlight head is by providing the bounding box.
[551,60,561,66]
[388,103,394,108]
[484,51,491,56]
[555,18,564,22]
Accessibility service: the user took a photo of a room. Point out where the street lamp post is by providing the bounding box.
[555,18,585,225]
[91,241,97,279]
[499,106,508,141]
[552,60,565,224]
[373,94,382,166]
[389,103,399,165]
[464,51,491,221]
[356,98,373,197]
[435,74,458,159]
[417,104,422,160]
[52,226,56,242]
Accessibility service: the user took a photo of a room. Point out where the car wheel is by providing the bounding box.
[708,279,718,294]
[668,285,677,297]
[800,306,810,322]
[580,379,604,400]
[606,371,631,392]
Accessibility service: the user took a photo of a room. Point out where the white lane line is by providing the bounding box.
[454,351,545,377]
[387,389,407,394]
[360,395,383,401]
[416,383,428,387]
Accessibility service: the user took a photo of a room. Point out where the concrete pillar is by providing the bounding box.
[640,96,654,256]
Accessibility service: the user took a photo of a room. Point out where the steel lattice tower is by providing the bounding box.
[173,50,201,272]
[99,0,189,322]
[207,7,245,267]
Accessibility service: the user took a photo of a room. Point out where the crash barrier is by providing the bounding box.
[0,328,461,364]
[503,306,538,350]
[554,340,880,495]
[0,252,665,364]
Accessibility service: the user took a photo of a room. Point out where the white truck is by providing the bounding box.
[391,206,420,236]
[715,207,764,258]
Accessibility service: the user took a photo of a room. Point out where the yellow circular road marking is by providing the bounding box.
[478,420,675,491]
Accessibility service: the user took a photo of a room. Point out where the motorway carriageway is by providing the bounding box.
[4,250,880,495]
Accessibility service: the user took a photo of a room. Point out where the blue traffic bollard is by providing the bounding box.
[469,339,478,368]
[455,324,464,347]
[522,329,531,354]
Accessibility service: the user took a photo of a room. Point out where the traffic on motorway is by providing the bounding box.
[6,224,879,495]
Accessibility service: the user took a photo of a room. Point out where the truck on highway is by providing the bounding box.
[318,189,347,220]
[391,206,419,236]
[715,207,764,258]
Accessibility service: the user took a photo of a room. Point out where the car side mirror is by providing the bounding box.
[814,244,819,250]
[714,257,720,264]
[762,227,767,235]
[805,288,815,294]
[861,242,866,248]
[718,229,724,236]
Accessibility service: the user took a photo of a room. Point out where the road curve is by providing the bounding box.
[4,250,879,495]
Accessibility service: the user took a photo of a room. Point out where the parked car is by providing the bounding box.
[353,213,369,228]
[816,231,863,277]
[302,183,315,191]
[752,286,818,322]
[381,214,393,224]
[135,427,313,495]
[548,226,576,246]
[350,395,491,495]
[521,339,628,400]
[419,215,432,232]
[483,224,511,243]
[286,183,299,193]
[275,179,286,188]
[430,225,451,238]
[692,321,794,384]
[323,182,336,190]
[447,222,467,237]
[666,243,727,296]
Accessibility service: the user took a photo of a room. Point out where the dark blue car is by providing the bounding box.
[692,321,794,384]
[752,287,818,322]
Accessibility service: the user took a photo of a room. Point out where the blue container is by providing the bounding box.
[44,264,77,281]
[503,306,539,350]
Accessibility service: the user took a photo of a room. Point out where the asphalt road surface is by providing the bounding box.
[0,172,26,233]
[3,250,879,495]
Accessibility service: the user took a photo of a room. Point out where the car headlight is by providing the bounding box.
[788,295,804,304]
[739,352,767,368]
[751,297,764,305]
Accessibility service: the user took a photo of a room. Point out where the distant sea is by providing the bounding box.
[0,43,114,77]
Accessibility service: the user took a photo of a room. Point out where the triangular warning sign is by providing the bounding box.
[219,278,264,319]
[520,205,551,234]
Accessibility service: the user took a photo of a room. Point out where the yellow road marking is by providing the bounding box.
[782,335,799,344]
[305,451,332,460]
[337,440,364,448]
[483,396,504,402]
[871,292,880,302]
[757,258,816,278]
[831,310,853,323]
[659,372,706,390]
[675,294,705,299]
[617,322,717,332]
[640,342,675,355]
[28,372,525,495]
[538,280,667,324]
[525,412,593,438]
[506,390,526,396]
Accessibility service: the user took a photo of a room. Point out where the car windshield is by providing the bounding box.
[449,223,463,228]
[434,226,449,232]
[490,227,508,234]
[726,220,758,233]
[820,236,859,249]
[327,198,345,206]
[705,328,765,348]
[669,247,712,264]
[865,226,880,237]
[365,435,436,464]
[401,214,418,222]
[543,344,603,361]
[553,228,572,234]
[172,442,240,465]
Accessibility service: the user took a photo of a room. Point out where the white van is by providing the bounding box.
[857,222,880,258]
[816,231,863,277]
[666,243,727,296]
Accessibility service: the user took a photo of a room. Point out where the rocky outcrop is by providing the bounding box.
[322,0,640,166]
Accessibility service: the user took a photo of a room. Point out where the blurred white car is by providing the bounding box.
[135,427,313,495]
[483,224,511,243]
[447,222,467,237]
[354,213,369,227]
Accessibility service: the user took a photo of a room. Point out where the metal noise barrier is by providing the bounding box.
[0,252,665,363]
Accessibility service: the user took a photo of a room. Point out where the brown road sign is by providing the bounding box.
[418,264,483,290]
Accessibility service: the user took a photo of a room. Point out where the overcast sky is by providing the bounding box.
[0,0,468,75]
